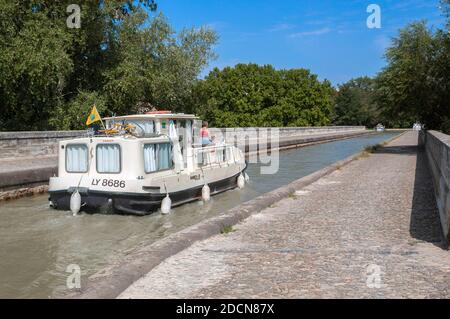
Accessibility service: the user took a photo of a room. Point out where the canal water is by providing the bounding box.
[0,132,399,298]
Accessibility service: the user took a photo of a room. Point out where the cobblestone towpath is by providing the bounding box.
[119,131,450,298]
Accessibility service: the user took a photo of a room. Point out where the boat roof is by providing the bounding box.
[64,134,170,142]
[103,113,199,121]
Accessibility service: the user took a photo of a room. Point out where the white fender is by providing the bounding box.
[161,194,172,215]
[244,172,250,182]
[202,184,210,201]
[70,190,81,215]
[237,174,245,189]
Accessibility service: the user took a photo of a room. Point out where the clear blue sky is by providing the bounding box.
[155,0,446,86]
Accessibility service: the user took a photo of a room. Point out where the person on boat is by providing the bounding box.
[200,121,212,146]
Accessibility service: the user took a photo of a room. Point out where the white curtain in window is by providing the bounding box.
[169,120,183,172]
[66,145,88,172]
[158,143,171,170]
[144,143,172,172]
[169,120,177,140]
[185,120,193,144]
[97,144,120,173]
[144,144,157,172]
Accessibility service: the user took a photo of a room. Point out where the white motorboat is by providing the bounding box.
[376,123,385,132]
[48,112,247,215]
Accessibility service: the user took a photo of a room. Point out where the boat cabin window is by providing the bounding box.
[144,143,173,173]
[105,120,156,135]
[66,144,88,173]
[96,144,121,173]
[125,120,155,134]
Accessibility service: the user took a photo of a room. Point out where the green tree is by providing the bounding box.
[194,64,334,127]
[0,0,73,130]
[375,19,450,131]
[334,77,380,127]
[0,1,217,130]
[49,91,107,130]
[103,12,217,115]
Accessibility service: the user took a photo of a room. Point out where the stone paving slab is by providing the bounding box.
[119,131,450,298]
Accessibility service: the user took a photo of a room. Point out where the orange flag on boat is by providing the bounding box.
[86,104,101,126]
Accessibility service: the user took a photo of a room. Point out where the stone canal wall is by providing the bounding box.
[211,126,367,153]
[420,130,450,245]
[0,126,365,160]
[0,126,367,195]
[0,131,85,160]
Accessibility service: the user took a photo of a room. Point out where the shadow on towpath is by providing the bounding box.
[374,135,446,250]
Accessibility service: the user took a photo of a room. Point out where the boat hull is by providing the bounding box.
[49,171,242,216]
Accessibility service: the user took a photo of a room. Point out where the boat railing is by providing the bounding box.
[193,144,236,167]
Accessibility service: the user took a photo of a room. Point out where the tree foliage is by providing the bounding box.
[334,77,380,127]
[193,64,334,127]
[0,1,217,130]
[1,1,449,132]
[374,17,449,131]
